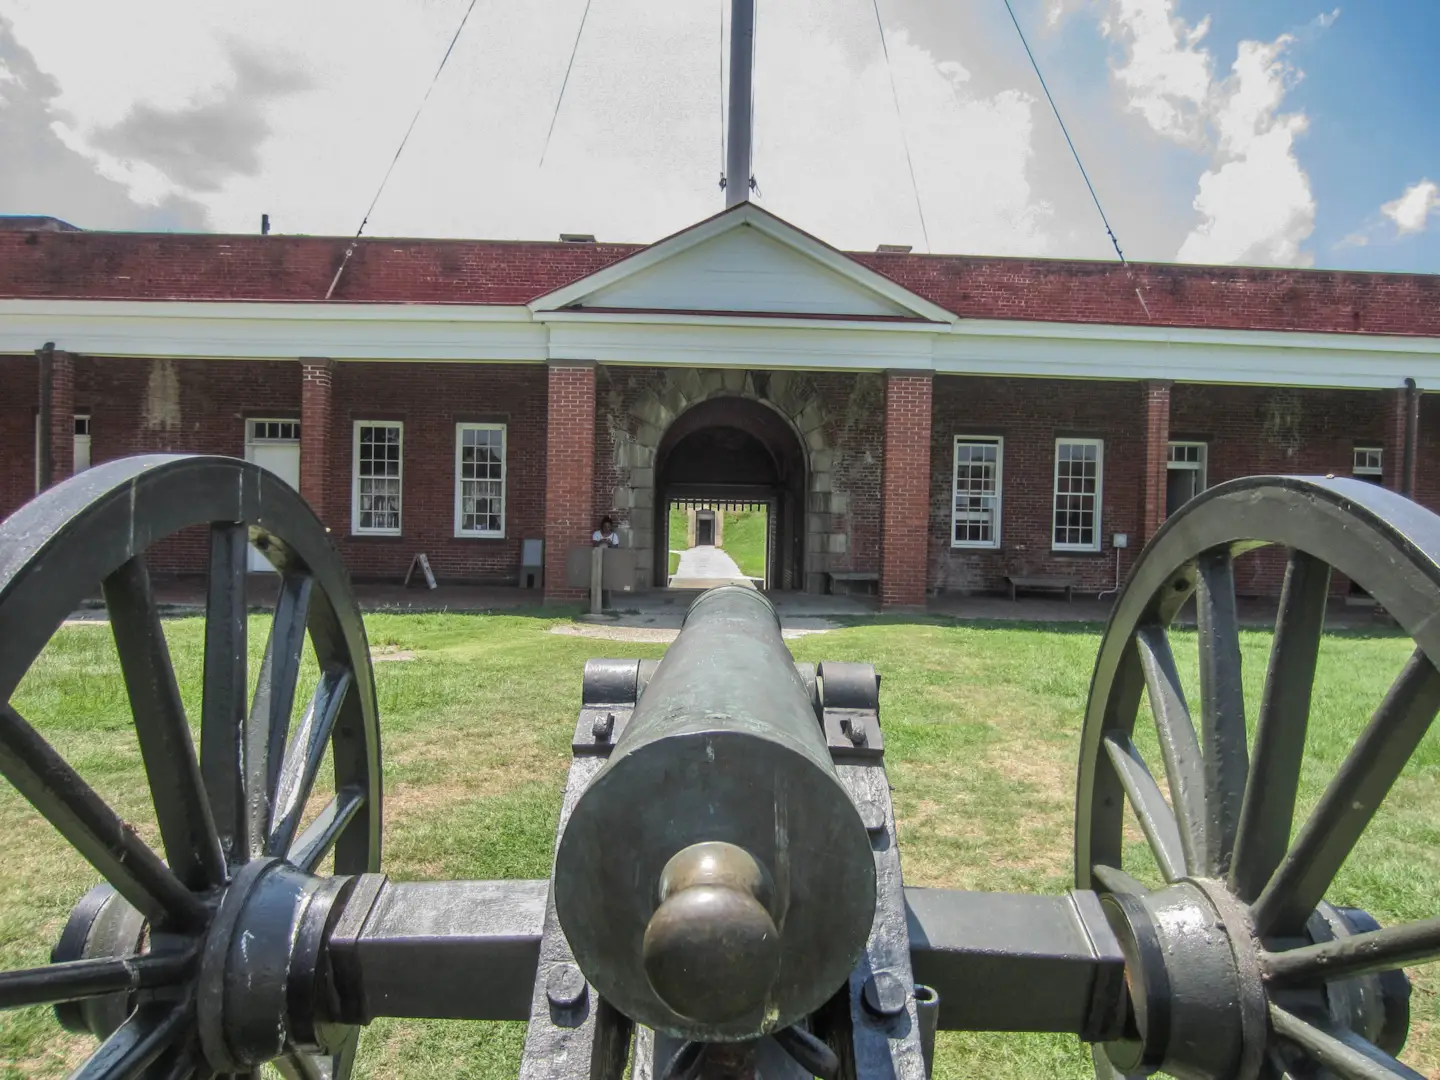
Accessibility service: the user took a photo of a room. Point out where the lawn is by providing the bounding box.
[0,613,1436,1079]
[720,508,767,579]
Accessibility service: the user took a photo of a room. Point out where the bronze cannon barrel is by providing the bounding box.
[554,586,876,1042]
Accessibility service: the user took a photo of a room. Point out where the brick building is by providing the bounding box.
[2,202,1437,607]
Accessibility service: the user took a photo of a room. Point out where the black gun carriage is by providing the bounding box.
[0,453,1435,1080]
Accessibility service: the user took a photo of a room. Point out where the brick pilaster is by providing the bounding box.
[1140,380,1172,542]
[880,371,932,608]
[300,358,333,522]
[37,346,75,489]
[1382,383,1419,497]
[544,363,596,602]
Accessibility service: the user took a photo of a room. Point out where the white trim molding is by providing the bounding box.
[3,299,1439,391]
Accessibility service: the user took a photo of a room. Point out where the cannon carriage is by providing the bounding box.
[0,453,1435,1080]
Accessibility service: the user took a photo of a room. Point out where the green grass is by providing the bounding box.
[667,505,687,580]
[0,615,1436,1079]
[720,509,767,580]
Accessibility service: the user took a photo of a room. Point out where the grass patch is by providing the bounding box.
[720,508,767,580]
[0,616,1435,1079]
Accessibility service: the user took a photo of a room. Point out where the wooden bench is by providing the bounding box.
[1005,574,1075,603]
[826,570,880,596]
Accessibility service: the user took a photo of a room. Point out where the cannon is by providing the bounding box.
[0,453,1436,1080]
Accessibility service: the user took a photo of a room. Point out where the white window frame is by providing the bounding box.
[454,423,507,539]
[351,421,404,536]
[1353,446,1383,477]
[951,435,1003,549]
[1167,440,1208,490]
[246,418,300,446]
[1052,437,1104,553]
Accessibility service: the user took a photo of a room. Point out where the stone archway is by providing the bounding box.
[654,396,808,589]
[604,369,843,591]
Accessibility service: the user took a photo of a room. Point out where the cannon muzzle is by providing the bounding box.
[554,586,876,1042]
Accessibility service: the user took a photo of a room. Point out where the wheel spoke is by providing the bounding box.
[1194,549,1248,877]
[0,704,205,930]
[103,557,226,893]
[0,951,192,1011]
[267,668,353,859]
[288,787,364,873]
[201,522,250,868]
[1269,1002,1425,1080]
[69,1001,192,1080]
[1134,624,1206,874]
[1102,732,1186,882]
[274,1049,326,1080]
[246,574,313,860]
[1230,550,1330,902]
[1252,648,1440,936]
[1264,914,1440,987]
[1092,863,1150,896]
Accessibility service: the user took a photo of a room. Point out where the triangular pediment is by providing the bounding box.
[529,203,956,323]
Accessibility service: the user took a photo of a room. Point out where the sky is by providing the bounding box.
[1,0,1437,272]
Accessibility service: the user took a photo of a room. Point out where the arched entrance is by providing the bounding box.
[654,396,807,590]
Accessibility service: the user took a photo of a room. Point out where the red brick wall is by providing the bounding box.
[7,228,1440,336]
[546,364,596,602]
[299,360,332,518]
[882,373,932,608]
[0,357,548,584]
[326,362,548,583]
[41,349,75,488]
[0,356,302,573]
[1170,383,1393,596]
[1140,382,1171,543]
[928,375,1144,596]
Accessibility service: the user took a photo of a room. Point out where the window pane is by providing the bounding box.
[952,439,1001,546]
[1053,440,1101,549]
[355,425,402,532]
[457,426,506,535]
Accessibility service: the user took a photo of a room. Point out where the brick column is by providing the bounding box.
[1140,380,1172,542]
[880,371,932,609]
[300,359,334,522]
[1382,382,1420,497]
[544,362,596,603]
[37,344,75,490]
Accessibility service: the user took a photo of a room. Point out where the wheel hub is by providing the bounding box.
[53,859,356,1073]
[1099,880,1411,1080]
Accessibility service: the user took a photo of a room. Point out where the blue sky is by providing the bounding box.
[1,0,1436,272]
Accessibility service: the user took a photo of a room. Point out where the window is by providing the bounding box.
[1353,447,1383,480]
[1166,441,1207,517]
[352,422,403,535]
[1053,438,1103,551]
[248,419,299,442]
[455,424,506,537]
[951,436,1003,548]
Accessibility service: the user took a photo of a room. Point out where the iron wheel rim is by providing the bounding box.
[1077,475,1440,1080]
[0,455,382,1079]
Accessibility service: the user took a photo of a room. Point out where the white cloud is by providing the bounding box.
[1314,8,1341,30]
[1336,230,1369,249]
[1097,0,1315,265]
[0,0,1054,255]
[1179,36,1314,265]
[1381,179,1439,236]
[1107,0,1212,144]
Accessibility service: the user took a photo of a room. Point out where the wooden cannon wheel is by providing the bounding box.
[1077,476,1439,1080]
[0,455,382,1080]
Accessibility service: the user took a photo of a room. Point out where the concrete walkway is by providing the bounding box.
[668,544,755,589]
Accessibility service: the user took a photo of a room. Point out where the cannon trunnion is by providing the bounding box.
[0,455,1435,1080]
